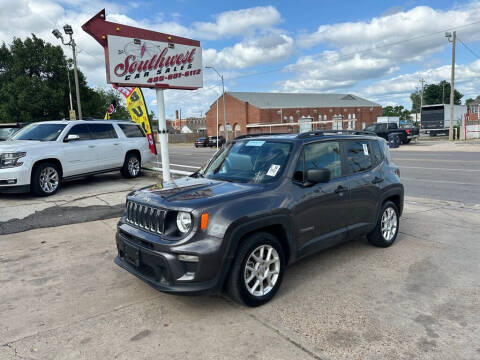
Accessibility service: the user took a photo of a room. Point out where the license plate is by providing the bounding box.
[124,242,140,267]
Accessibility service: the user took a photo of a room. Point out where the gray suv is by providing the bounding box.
[115,131,404,306]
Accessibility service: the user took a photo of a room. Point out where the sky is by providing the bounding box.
[1,0,480,119]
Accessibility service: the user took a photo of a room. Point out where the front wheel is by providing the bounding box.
[226,232,285,307]
[31,162,61,196]
[367,201,399,247]
[121,153,141,178]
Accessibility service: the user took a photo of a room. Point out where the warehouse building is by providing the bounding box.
[205,92,382,138]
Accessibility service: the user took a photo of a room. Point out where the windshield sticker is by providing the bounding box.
[362,143,369,156]
[266,164,281,177]
[246,140,265,147]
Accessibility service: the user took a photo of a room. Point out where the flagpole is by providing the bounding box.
[156,88,172,184]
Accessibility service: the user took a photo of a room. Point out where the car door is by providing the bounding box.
[88,123,123,170]
[61,124,98,176]
[376,123,388,139]
[342,139,382,239]
[291,140,350,257]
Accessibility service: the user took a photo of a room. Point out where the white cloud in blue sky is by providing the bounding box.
[1,0,480,118]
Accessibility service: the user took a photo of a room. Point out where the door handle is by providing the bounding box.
[372,177,384,184]
[88,145,96,148]
[334,185,347,194]
[113,143,120,145]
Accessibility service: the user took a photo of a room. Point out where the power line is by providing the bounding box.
[457,36,480,60]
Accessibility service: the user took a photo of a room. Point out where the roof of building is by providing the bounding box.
[227,92,381,109]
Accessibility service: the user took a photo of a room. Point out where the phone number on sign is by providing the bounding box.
[147,69,201,83]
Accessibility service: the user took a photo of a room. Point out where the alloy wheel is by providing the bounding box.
[128,157,140,176]
[381,206,398,241]
[244,244,281,297]
[39,167,59,194]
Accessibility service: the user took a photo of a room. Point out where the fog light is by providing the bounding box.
[178,254,199,262]
[7,179,17,184]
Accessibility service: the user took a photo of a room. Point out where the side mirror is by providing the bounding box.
[64,134,80,142]
[306,168,330,184]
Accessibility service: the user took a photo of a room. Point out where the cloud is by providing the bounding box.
[203,34,294,69]
[359,59,480,106]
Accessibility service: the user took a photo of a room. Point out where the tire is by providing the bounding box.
[195,144,198,148]
[226,232,285,307]
[121,152,141,178]
[31,162,61,196]
[404,139,411,144]
[367,201,400,248]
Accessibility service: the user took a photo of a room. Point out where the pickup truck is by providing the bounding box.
[364,122,419,144]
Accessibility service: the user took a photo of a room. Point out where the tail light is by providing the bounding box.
[395,168,400,177]
[405,129,411,135]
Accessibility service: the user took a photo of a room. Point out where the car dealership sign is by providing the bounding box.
[82,9,202,89]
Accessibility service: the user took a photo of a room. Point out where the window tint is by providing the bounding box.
[67,124,91,140]
[377,124,387,132]
[371,140,383,166]
[89,124,117,139]
[295,141,342,182]
[345,140,372,173]
[118,124,145,138]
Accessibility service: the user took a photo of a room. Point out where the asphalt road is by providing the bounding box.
[164,144,480,206]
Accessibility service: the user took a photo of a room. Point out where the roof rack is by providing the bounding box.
[296,130,376,139]
[234,133,292,140]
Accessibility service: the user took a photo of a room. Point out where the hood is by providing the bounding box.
[129,176,263,208]
[0,140,46,152]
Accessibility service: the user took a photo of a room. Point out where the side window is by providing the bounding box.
[89,124,117,139]
[378,124,387,132]
[345,140,372,173]
[118,124,145,138]
[387,123,397,129]
[371,140,383,166]
[67,124,91,140]
[302,141,342,180]
[382,140,393,164]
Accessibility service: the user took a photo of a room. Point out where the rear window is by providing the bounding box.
[345,140,372,173]
[89,124,117,139]
[118,124,145,138]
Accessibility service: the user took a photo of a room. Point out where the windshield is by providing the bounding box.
[0,128,17,140]
[364,124,376,132]
[200,140,292,183]
[10,123,66,141]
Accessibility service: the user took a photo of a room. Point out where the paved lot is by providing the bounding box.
[1,140,480,359]
[1,197,479,359]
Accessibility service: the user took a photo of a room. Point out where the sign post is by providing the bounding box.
[82,9,202,184]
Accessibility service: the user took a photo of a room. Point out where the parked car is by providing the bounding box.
[115,130,404,306]
[364,122,418,144]
[194,137,209,148]
[0,123,26,141]
[208,135,226,147]
[0,120,154,196]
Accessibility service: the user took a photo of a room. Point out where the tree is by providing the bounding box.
[0,35,132,123]
[422,80,463,105]
[410,91,421,113]
[382,105,410,120]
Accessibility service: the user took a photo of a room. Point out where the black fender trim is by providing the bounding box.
[213,213,296,292]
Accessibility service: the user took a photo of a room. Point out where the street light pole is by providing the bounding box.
[446,31,456,141]
[206,66,228,142]
[52,25,82,120]
[66,63,73,112]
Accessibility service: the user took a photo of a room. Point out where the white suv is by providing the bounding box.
[0,120,155,196]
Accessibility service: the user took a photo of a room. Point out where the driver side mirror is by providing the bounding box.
[306,168,330,184]
[64,134,80,142]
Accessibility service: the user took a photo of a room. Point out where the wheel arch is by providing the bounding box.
[125,149,141,163]
[31,158,63,179]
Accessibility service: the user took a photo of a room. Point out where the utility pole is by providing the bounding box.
[446,31,456,141]
[206,66,228,142]
[52,25,82,120]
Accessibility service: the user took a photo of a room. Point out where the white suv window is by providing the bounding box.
[118,124,145,138]
[66,124,91,140]
[89,124,118,139]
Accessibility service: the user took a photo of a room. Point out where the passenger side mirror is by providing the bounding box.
[64,134,80,142]
[306,168,330,184]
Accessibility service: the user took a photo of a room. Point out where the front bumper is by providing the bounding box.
[115,223,226,294]
[0,165,30,192]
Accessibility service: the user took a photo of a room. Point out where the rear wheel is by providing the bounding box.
[403,139,411,144]
[226,232,285,307]
[367,201,399,247]
[121,153,141,178]
[31,162,61,196]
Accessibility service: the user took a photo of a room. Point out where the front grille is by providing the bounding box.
[125,201,166,234]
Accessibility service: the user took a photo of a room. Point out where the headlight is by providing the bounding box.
[0,152,26,168]
[176,211,192,234]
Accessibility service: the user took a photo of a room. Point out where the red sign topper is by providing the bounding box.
[82,9,203,90]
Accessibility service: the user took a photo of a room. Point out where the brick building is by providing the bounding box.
[205,92,382,138]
